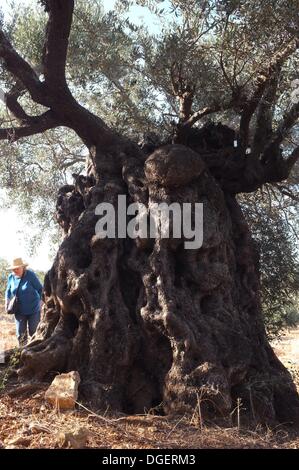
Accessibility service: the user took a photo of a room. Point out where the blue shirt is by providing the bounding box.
[5,269,43,316]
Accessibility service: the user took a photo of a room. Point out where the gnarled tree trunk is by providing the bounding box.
[18,138,299,424]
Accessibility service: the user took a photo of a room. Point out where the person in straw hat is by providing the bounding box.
[4,257,43,346]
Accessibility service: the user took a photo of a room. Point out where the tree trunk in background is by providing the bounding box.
[18,133,299,424]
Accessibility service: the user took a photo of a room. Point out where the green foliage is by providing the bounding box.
[0,126,85,250]
[241,190,299,338]
[35,269,45,286]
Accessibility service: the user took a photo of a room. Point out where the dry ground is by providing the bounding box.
[0,313,17,351]
[0,312,299,449]
[272,329,299,366]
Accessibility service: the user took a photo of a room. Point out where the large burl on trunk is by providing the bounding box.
[18,141,299,424]
[1,0,298,425]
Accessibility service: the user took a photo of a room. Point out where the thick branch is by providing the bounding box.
[0,31,49,107]
[0,82,61,137]
[252,72,280,156]
[0,1,137,155]
[183,101,232,128]
[3,82,46,125]
[239,39,299,151]
[178,86,195,122]
[170,62,179,96]
[0,110,61,142]
[262,102,299,164]
[4,93,32,124]
[42,0,74,90]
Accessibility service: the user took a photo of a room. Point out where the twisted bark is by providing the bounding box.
[18,141,299,424]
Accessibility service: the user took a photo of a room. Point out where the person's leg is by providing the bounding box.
[27,311,41,338]
[15,314,28,346]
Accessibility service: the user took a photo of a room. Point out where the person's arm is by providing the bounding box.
[29,271,43,298]
[4,275,12,311]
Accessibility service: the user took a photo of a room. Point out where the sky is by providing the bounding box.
[0,0,163,271]
[0,204,53,271]
[0,0,163,30]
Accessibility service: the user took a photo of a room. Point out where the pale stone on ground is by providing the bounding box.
[45,371,80,410]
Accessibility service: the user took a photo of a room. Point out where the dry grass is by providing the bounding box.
[0,394,299,449]
[1,312,299,449]
[272,328,299,367]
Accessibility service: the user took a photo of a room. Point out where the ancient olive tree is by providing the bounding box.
[0,0,299,423]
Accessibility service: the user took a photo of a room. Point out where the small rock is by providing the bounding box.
[57,427,89,449]
[148,426,159,433]
[0,440,4,449]
[45,371,80,410]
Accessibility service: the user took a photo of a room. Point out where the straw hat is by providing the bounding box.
[8,257,29,270]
